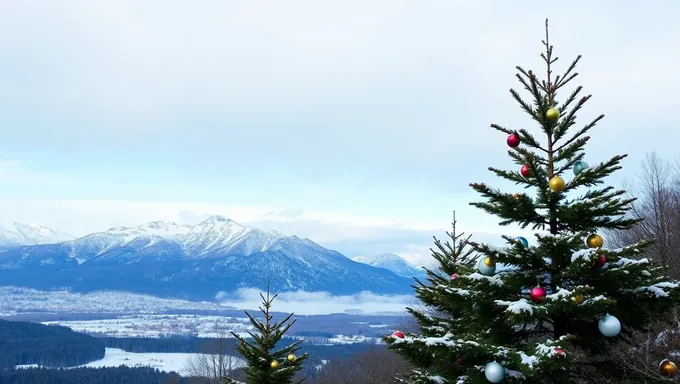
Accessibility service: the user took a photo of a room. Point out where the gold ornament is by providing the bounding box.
[270,360,279,369]
[546,107,560,121]
[549,176,565,192]
[571,294,584,304]
[586,234,604,249]
[287,354,296,362]
[660,359,678,377]
[483,257,495,267]
[513,193,521,199]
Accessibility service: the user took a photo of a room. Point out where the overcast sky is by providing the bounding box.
[0,1,677,266]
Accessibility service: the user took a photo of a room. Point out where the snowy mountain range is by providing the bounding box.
[0,222,74,248]
[352,253,425,278]
[0,216,413,300]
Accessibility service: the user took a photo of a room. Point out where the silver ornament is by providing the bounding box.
[484,361,505,383]
[477,258,496,276]
[598,314,621,337]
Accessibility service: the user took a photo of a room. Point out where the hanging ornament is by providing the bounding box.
[392,331,405,339]
[287,354,296,362]
[587,234,604,248]
[270,360,279,369]
[450,273,459,280]
[513,193,521,199]
[571,293,584,304]
[573,161,589,176]
[484,361,505,383]
[554,348,566,357]
[483,257,496,267]
[456,358,464,366]
[549,176,565,192]
[516,237,529,247]
[598,314,621,337]
[660,359,678,377]
[477,257,496,276]
[530,286,547,303]
[506,133,520,148]
[521,164,532,177]
[594,254,606,268]
[546,107,560,121]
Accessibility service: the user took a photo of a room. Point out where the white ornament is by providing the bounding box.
[477,258,496,276]
[598,314,621,337]
[484,361,505,383]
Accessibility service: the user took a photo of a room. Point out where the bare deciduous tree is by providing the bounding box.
[608,152,680,277]
[310,343,411,384]
[184,336,245,383]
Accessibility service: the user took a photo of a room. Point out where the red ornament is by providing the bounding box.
[595,254,606,268]
[530,286,547,303]
[392,331,405,339]
[456,358,464,365]
[554,348,566,357]
[450,273,459,280]
[507,133,520,148]
[521,164,531,177]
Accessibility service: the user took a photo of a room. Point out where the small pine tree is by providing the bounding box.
[385,20,680,383]
[228,287,308,384]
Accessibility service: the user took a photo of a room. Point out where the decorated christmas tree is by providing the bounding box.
[385,20,680,383]
[227,287,308,384]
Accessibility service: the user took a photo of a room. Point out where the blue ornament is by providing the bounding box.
[573,161,589,176]
[477,257,496,276]
[598,314,621,337]
[484,361,505,383]
[516,237,529,247]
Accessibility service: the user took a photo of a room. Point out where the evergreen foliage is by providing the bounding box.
[0,319,105,369]
[0,366,187,384]
[386,20,680,383]
[229,287,309,384]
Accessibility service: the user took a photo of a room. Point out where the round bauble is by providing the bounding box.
[598,314,621,337]
[660,359,678,377]
[594,254,606,268]
[484,361,505,383]
[549,176,566,192]
[513,193,521,199]
[483,257,496,267]
[520,164,532,178]
[546,107,560,121]
[270,360,279,369]
[477,257,496,276]
[516,237,529,247]
[530,286,547,303]
[456,358,464,366]
[572,293,584,304]
[573,161,589,176]
[287,354,296,362]
[392,331,405,339]
[450,273,459,280]
[554,348,566,357]
[586,234,604,248]
[507,133,520,148]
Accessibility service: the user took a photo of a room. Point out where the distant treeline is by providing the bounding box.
[0,320,104,369]
[0,366,187,384]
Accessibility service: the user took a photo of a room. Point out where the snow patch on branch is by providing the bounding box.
[467,272,505,286]
[546,287,572,301]
[495,298,534,314]
[571,249,597,263]
[623,282,680,297]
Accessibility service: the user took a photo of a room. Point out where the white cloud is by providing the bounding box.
[217,288,416,315]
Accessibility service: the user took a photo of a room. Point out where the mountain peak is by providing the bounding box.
[0,222,74,247]
[353,253,423,278]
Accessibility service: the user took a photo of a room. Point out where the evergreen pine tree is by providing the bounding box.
[227,286,308,384]
[385,20,680,383]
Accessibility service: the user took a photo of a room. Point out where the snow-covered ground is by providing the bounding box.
[43,314,254,338]
[16,348,246,376]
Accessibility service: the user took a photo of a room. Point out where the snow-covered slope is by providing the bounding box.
[0,216,413,299]
[353,253,424,278]
[0,222,74,248]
